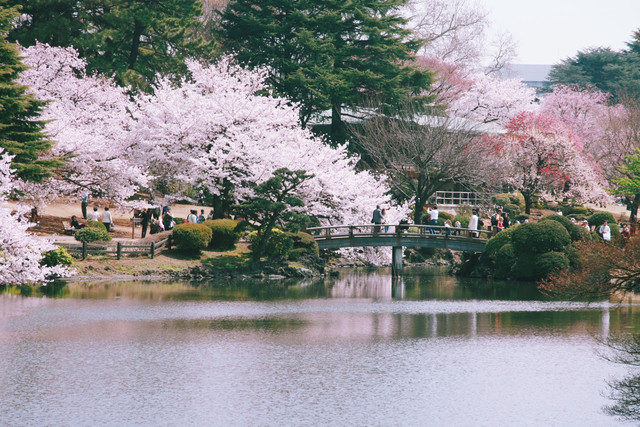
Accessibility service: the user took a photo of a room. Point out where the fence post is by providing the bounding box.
[117,242,122,260]
[150,241,156,259]
[82,241,87,260]
[168,235,172,250]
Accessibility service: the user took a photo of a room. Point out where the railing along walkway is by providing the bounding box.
[56,235,173,260]
[307,224,492,252]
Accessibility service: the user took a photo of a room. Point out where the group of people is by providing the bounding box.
[186,209,214,224]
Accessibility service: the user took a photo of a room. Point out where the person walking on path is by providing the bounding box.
[372,205,382,233]
[599,220,611,242]
[88,206,100,221]
[102,207,113,232]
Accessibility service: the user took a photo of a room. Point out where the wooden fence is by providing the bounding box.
[57,236,173,260]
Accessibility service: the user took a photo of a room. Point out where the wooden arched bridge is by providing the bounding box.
[307,224,493,275]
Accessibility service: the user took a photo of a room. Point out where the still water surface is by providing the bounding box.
[2,267,640,426]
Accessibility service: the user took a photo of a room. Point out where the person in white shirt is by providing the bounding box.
[88,207,100,221]
[599,220,611,242]
[102,207,113,231]
[427,205,439,234]
[469,209,479,237]
[187,209,198,223]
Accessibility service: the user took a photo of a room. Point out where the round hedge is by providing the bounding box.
[41,247,73,267]
[203,219,240,250]
[511,221,570,254]
[248,228,293,259]
[291,231,319,256]
[484,225,519,260]
[87,220,107,230]
[533,251,570,279]
[493,243,516,279]
[588,211,617,229]
[74,227,111,242]
[172,223,212,253]
[539,215,588,242]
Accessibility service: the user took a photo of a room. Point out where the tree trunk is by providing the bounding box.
[128,18,144,70]
[630,194,640,224]
[522,192,532,215]
[414,196,426,225]
[330,103,345,145]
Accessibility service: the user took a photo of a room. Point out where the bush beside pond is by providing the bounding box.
[466,215,587,282]
[172,223,212,253]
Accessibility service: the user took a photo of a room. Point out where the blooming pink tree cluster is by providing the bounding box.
[0,149,72,284]
[137,56,392,225]
[447,72,537,126]
[498,112,610,213]
[19,43,149,204]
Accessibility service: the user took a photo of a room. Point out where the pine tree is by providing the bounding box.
[217,0,433,143]
[7,0,214,91]
[0,6,60,182]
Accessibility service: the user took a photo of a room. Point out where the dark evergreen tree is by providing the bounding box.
[0,5,60,182]
[234,168,313,261]
[217,0,433,143]
[548,41,640,101]
[7,0,214,91]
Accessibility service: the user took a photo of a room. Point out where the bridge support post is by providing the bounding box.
[392,246,403,276]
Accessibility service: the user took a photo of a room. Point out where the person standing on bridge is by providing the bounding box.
[469,209,479,237]
[427,205,439,234]
[372,205,383,233]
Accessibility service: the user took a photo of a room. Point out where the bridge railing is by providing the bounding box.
[307,224,494,240]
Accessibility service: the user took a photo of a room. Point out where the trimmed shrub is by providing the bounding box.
[511,221,571,254]
[74,227,111,242]
[567,205,592,216]
[534,251,570,279]
[539,215,587,242]
[493,243,516,279]
[41,247,73,267]
[291,231,319,256]
[492,194,511,207]
[248,228,294,259]
[203,219,240,250]
[492,193,524,209]
[173,217,185,225]
[287,248,307,261]
[172,223,212,253]
[485,225,519,260]
[588,211,617,229]
[87,220,106,230]
[511,254,536,281]
[514,213,529,222]
[503,203,521,215]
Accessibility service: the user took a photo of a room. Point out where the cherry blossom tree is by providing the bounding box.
[404,0,516,73]
[137,56,392,226]
[18,43,149,204]
[497,112,610,214]
[0,149,72,285]
[447,72,537,126]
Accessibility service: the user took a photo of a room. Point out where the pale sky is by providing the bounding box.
[481,0,640,65]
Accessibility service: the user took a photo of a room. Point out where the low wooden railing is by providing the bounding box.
[56,236,173,260]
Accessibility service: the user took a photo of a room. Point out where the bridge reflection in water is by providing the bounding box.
[308,224,492,276]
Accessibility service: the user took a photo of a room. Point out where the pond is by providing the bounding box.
[1,267,638,426]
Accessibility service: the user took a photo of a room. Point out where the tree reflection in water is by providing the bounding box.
[602,334,640,421]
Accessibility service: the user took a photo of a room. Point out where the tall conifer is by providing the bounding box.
[0,5,59,182]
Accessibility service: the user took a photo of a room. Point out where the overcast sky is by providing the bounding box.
[481,0,640,65]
